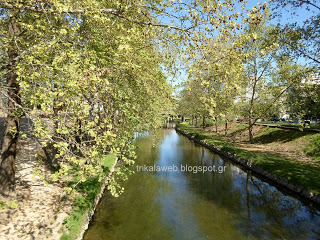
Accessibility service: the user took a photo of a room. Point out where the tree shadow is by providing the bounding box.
[253,129,314,144]
[223,144,320,194]
[249,150,320,193]
[229,127,248,138]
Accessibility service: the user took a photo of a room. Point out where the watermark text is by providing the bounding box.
[136,164,227,173]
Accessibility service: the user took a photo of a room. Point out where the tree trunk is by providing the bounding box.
[248,57,257,143]
[191,115,194,125]
[225,113,228,136]
[248,104,254,143]
[0,15,21,196]
[249,119,253,143]
[225,121,228,136]
[195,116,198,127]
[202,114,206,128]
[215,116,218,133]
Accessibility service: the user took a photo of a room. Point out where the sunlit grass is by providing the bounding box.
[60,154,116,240]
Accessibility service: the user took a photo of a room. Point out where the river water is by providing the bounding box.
[84,129,320,240]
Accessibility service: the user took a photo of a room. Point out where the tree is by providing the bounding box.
[238,4,308,142]
[0,0,251,196]
[177,79,207,127]
[202,37,245,135]
[0,11,21,196]
[0,0,172,196]
[286,74,320,121]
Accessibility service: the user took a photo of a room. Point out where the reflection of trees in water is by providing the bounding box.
[246,171,251,227]
[247,175,319,239]
[179,144,241,209]
[87,130,320,240]
[134,131,162,166]
[88,171,173,240]
[177,137,320,239]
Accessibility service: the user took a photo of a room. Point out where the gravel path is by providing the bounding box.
[0,118,70,240]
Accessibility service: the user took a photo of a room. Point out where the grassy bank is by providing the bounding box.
[60,154,116,240]
[177,122,320,194]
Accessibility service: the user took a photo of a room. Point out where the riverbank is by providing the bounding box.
[176,123,320,205]
[60,155,117,240]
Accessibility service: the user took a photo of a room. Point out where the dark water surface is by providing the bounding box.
[84,129,320,240]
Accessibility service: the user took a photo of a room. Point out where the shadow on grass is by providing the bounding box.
[61,154,115,240]
[253,129,313,144]
[228,126,248,138]
[222,145,320,194]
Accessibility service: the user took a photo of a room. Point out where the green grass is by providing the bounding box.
[251,125,320,161]
[60,154,116,240]
[305,134,320,159]
[177,123,320,194]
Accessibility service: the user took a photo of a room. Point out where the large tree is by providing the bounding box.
[0,0,173,196]
[0,0,250,196]
[238,4,308,142]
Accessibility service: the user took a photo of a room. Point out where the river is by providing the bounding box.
[84,129,320,240]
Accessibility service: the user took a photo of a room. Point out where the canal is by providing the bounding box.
[84,129,320,240]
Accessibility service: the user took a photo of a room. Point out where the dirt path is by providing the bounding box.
[0,118,70,240]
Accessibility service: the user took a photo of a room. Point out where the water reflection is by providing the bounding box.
[84,129,320,240]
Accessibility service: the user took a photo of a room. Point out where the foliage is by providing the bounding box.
[286,78,320,119]
[0,200,19,209]
[177,2,311,142]
[234,5,310,142]
[0,0,176,194]
[1,0,264,195]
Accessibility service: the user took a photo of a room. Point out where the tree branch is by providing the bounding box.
[0,2,117,14]
[299,0,320,11]
[297,48,320,64]
[0,2,193,32]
